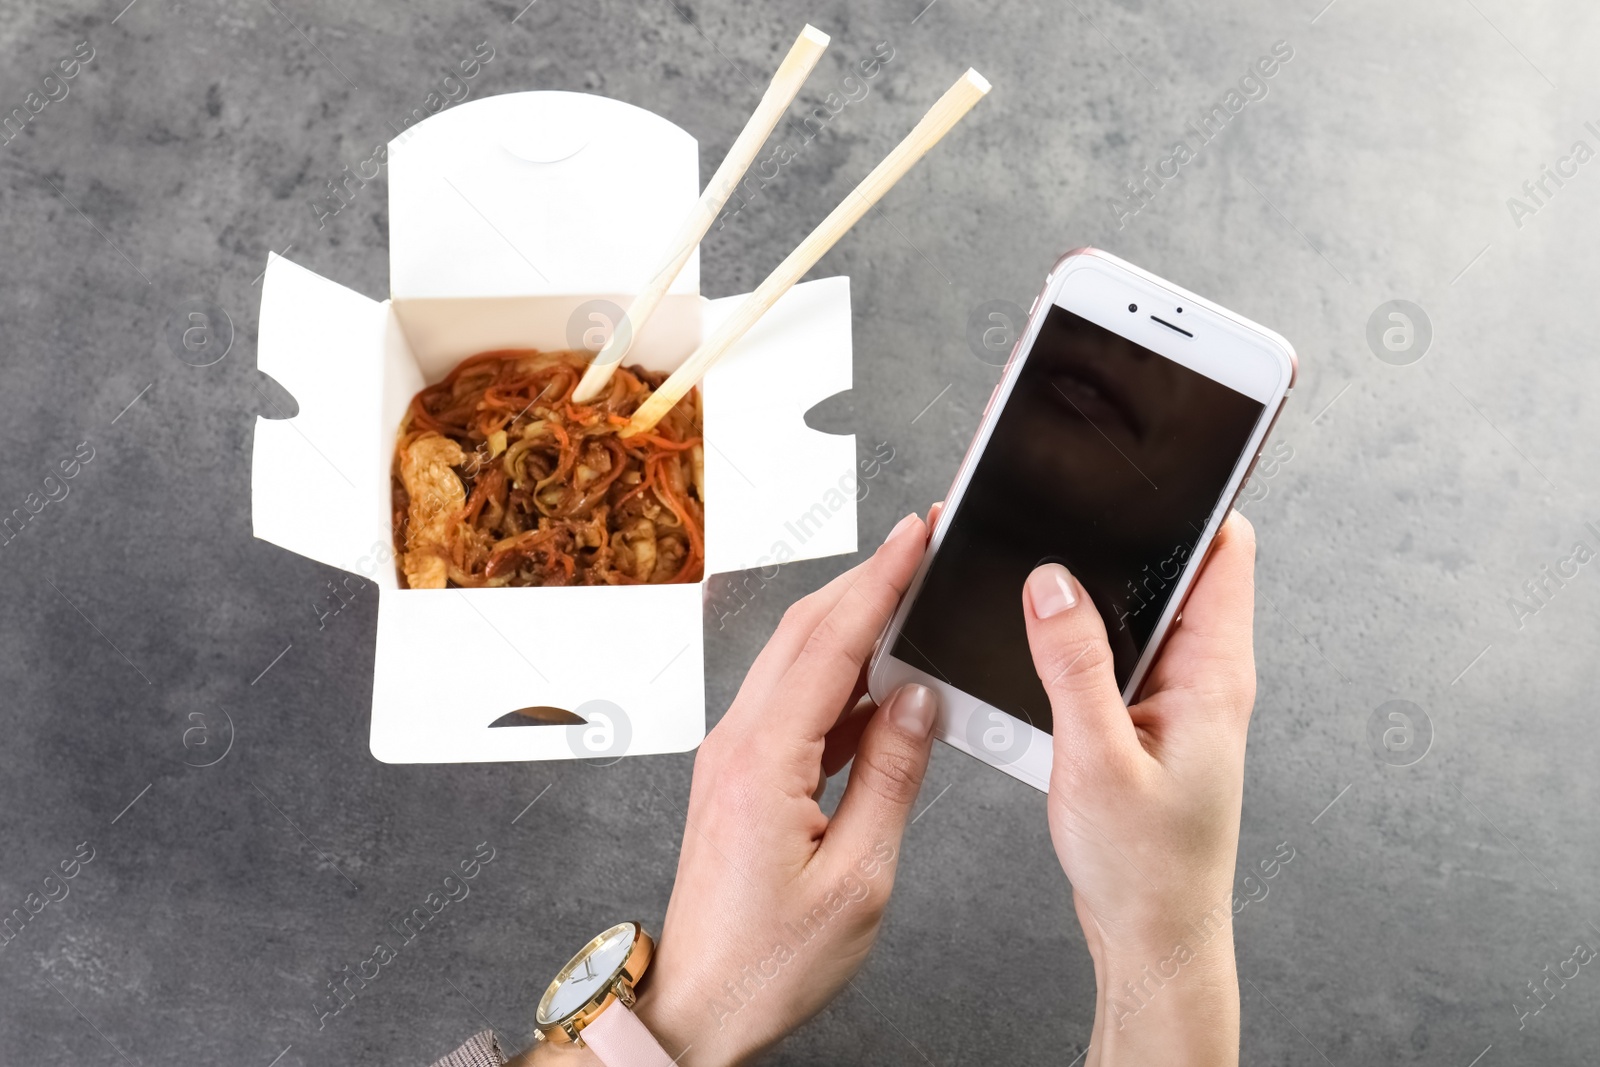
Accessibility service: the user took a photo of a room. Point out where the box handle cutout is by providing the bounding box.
[488,705,586,728]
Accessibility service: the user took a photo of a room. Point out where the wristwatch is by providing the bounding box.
[534,921,675,1066]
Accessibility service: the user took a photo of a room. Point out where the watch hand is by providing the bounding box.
[580,956,594,980]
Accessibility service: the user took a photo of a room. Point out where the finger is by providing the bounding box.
[820,692,878,779]
[719,565,859,728]
[824,684,937,860]
[1020,563,1142,768]
[1141,511,1258,720]
[721,511,927,730]
[808,691,877,802]
[927,500,944,533]
[769,513,928,744]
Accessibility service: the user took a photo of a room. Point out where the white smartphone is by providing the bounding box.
[868,248,1297,792]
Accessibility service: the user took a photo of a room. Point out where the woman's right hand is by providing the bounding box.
[1022,511,1259,1066]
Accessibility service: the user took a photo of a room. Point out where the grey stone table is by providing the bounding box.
[2,0,1596,1063]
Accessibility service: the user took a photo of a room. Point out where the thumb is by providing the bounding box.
[1141,510,1258,710]
[825,684,938,859]
[1021,564,1141,767]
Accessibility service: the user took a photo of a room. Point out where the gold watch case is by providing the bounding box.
[535,921,655,1046]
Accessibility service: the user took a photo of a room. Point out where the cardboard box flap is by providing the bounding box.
[388,91,702,300]
[253,254,412,580]
[369,584,705,763]
[703,276,856,575]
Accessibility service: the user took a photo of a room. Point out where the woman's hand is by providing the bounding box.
[633,512,940,1067]
[1023,511,1258,1066]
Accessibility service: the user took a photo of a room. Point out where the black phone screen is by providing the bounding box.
[891,304,1266,733]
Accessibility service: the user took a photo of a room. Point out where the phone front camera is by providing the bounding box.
[1176,306,1184,313]
[1128,303,1137,312]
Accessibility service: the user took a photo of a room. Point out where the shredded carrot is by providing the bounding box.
[634,432,701,452]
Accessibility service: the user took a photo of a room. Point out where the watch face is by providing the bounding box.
[537,923,637,1026]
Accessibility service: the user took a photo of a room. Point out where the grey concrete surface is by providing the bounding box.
[1,0,1597,1063]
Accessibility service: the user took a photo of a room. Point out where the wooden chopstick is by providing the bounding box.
[621,68,991,437]
[571,25,831,403]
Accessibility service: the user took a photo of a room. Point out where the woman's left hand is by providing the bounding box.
[633,511,940,1067]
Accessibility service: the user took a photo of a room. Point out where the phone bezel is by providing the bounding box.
[867,247,1297,792]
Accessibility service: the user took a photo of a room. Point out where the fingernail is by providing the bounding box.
[1027,563,1078,619]
[886,512,920,543]
[889,684,937,738]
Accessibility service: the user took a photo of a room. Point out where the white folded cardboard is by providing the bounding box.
[252,91,857,763]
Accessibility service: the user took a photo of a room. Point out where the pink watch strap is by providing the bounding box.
[581,1004,676,1067]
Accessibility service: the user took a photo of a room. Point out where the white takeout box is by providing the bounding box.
[252,91,858,762]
